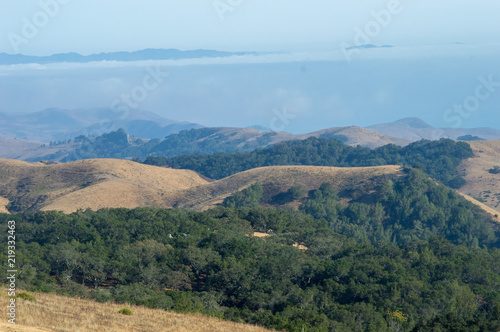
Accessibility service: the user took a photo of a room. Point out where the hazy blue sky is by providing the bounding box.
[1,0,500,55]
[1,1,499,133]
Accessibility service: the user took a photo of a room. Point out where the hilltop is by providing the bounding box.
[175,165,402,210]
[0,158,208,213]
[0,125,410,162]
[0,158,400,213]
[1,156,498,223]
[368,117,500,141]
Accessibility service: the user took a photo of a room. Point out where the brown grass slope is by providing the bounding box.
[0,158,404,213]
[0,290,272,332]
[0,159,208,213]
[2,156,497,221]
[299,126,411,148]
[457,140,500,217]
[173,165,403,210]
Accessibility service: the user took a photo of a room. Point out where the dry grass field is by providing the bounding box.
[457,140,500,217]
[0,290,272,332]
[174,165,403,210]
[0,159,209,213]
[1,155,498,222]
[0,158,402,213]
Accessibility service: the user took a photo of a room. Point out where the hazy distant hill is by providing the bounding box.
[367,117,500,141]
[149,126,410,156]
[299,126,411,148]
[0,48,257,65]
[0,108,202,142]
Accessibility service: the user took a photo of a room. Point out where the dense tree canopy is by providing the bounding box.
[146,138,473,188]
[1,168,499,331]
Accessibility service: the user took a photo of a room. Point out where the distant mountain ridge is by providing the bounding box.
[367,117,500,141]
[0,49,258,65]
[0,108,202,142]
[1,112,500,162]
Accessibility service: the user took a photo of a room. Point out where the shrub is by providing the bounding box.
[119,307,132,315]
[288,185,306,200]
[16,292,37,302]
[488,166,500,174]
[447,176,467,189]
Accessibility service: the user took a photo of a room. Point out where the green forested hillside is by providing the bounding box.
[146,137,473,188]
[1,169,499,331]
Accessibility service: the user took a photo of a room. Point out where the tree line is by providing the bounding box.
[145,137,473,188]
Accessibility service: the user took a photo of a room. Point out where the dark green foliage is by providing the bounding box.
[457,135,485,141]
[447,176,467,189]
[271,185,307,205]
[489,166,500,174]
[155,138,472,187]
[118,307,132,315]
[16,291,37,301]
[1,171,498,331]
[288,185,306,200]
[223,183,264,208]
[300,169,499,248]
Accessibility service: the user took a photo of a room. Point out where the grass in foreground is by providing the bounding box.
[0,290,273,332]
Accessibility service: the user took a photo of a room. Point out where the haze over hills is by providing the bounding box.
[0,108,202,142]
[1,109,500,163]
[367,117,500,141]
[0,125,411,162]
[0,49,258,65]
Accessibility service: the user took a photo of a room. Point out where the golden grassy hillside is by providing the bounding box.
[457,140,500,216]
[174,165,403,210]
[1,155,499,221]
[0,158,209,213]
[0,158,403,213]
[0,290,272,332]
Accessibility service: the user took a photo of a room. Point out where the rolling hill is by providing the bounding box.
[299,126,411,148]
[0,125,411,162]
[2,157,498,223]
[173,165,403,210]
[368,117,500,141]
[0,158,208,213]
[0,158,402,213]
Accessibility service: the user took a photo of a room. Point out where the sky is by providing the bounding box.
[0,1,499,133]
[1,0,500,55]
